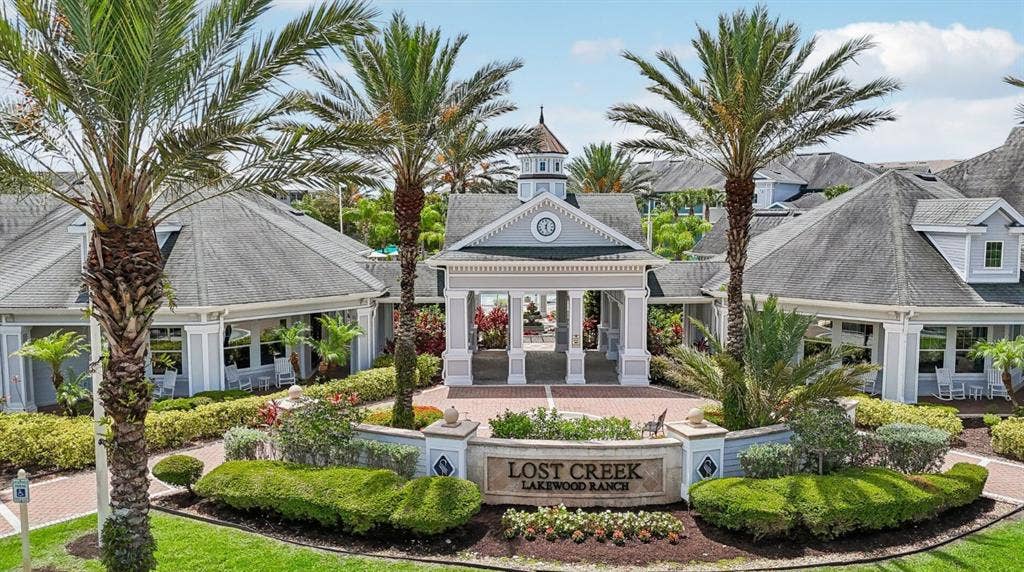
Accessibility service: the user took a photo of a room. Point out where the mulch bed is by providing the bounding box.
[153,493,1016,570]
[952,417,1022,463]
[66,533,101,560]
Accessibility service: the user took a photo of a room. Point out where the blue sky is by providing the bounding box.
[273,0,1024,162]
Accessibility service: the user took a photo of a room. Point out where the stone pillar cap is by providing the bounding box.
[422,419,480,439]
[665,420,728,438]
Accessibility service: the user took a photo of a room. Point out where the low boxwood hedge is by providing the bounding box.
[991,417,1024,460]
[195,460,480,535]
[853,395,963,436]
[389,476,482,535]
[689,463,987,539]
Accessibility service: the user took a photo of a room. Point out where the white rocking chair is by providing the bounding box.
[987,369,1011,401]
[934,367,965,401]
[225,364,252,392]
[154,369,177,399]
[274,357,296,388]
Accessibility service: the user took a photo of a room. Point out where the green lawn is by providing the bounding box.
[0,512,467,572]
[841,518,1024,571]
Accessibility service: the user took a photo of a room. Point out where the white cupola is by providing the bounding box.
[516,106,569,202]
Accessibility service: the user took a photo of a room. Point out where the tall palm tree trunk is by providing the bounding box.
[1003,369,1019,407]
[723,177,754,359]
[83,223,164,570]
[391,183,424,429]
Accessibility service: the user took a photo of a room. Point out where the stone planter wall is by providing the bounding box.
[722,423,793,477]
[354,424,427,476]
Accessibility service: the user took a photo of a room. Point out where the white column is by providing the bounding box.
[507,291,527,384]
[618,289,651,385]
[606,297,620,361]
[185,322,223,394]
[353,306,375,372]
[566,289,586,384]
[466,291,477,352]
[555,290,569,352]
[0,325,34,411]
[539,294,548,318]
[880,321,923,403]
[442,289,473,386]
[597,291,609,352]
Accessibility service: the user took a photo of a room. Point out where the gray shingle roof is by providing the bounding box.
[910,198,1002,226]
[361,261,444,299]
[938,127,1024,213]
[0,194,385,309]
[781,152,881,191]
[431,246,664,263]
[778,191,827,209]
[702,170,1024,308]
[757,162,806,185]
[648,261,725,299]
[443,193,645,247]
[691,210,802,256]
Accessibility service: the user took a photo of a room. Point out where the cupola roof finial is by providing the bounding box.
[539,105,545,125]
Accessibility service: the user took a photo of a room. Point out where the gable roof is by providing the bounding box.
[702,170,1024,308]
[0,193,385,310]
[690,210,802,257]
[781,152,881,191]
[910,198,1020,227]
[756,162,806,185]
[938,126,1024,213]
[444,193,645,248]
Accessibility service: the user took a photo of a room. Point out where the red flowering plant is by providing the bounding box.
[474,305,509,349]
[647,306,686,355]
[582,317,598,349]
[392,304,446,356]
[258,401,283,428]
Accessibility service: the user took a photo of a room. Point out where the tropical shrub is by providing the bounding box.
[690,463,987,539]
[193,389,251,402]
[789,401,861,474]
[663,297,875,430]
[991,417,1024,460]
[502,505,683,542]
[150,396,214,413]
[738,443,797,478]
[391,305,446,357]
[12,330,88,416]
[195,461,478,534]
[152,455,204,492]
[489,408,640,440]
[223,427,278,461]
[872,423,950,474]
[309,315,363,380]
[364,406,443,429]
[306,356,441,404]
[275,394,364,462]
[647,306,685,356]
[475,305,509,349]
[853,396,963,436]
[390,477,482,535]
[983,413,1003,428]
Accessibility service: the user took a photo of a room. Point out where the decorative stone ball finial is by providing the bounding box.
[686,407,705,427]
[287,384,304,400]
[443,406,460,427]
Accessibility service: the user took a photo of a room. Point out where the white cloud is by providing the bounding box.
[809,22,1024,97]
[570,38,625,63]
[817,95,1024,162]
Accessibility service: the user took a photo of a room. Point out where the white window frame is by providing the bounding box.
[984,240,1003,269]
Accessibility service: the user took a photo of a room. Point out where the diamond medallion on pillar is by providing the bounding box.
[698,455,719,479]
[432,455,455,477]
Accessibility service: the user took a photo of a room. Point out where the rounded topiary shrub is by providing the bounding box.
[991,417,1024,460]
[152,454,204,492]
[389,476,482,535]
[873,423,950,473]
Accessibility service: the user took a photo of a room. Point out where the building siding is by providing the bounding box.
[967,211,1021,283]
[927,232,968,278]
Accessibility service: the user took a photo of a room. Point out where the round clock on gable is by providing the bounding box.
[530,211,562,243]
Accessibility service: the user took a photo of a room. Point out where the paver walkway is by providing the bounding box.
[0,441,224,538]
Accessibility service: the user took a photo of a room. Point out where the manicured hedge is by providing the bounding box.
[195,460,480,535]
[991,417,1024,460]
[390,476,482,535]
[306,355,440,404]
[152,455,204,491]
[364,406,443,429]
[689,463,987,539]
[0,413,94,470]
[853,395,963,436]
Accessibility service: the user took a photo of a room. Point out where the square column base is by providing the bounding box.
[443,350,473,386]
[566,349,586,384]
[555,325,568,352]
[507,349,527,384]
[617,350,650,386]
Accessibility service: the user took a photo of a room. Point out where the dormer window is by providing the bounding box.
[984,241,1003,268]
[539,160,547,172]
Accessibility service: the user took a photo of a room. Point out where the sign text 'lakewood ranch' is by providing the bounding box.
[484,456,665,499]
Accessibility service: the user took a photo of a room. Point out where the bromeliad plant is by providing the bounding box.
[664,296,876,430]
[0,2,378,565]
[12,330,87,415]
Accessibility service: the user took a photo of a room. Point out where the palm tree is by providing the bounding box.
[969,337,1023,407]
[437,121,536,193]
[665,296,875,430]
[272,323,310,381]
[700,188,724,221]
[419,199,447,254]
[566,142,655,194]
[344,196,397,248]
[1006,76,1024,122]
[609,6,899,359]
[305,13,526,428]
[308,315,363,380]
[647,212,712,260]
[0,2,376,568]
[12,330,87,415]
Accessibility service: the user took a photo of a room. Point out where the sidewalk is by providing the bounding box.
[1,439,1021,539]
[0,441,224,538]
